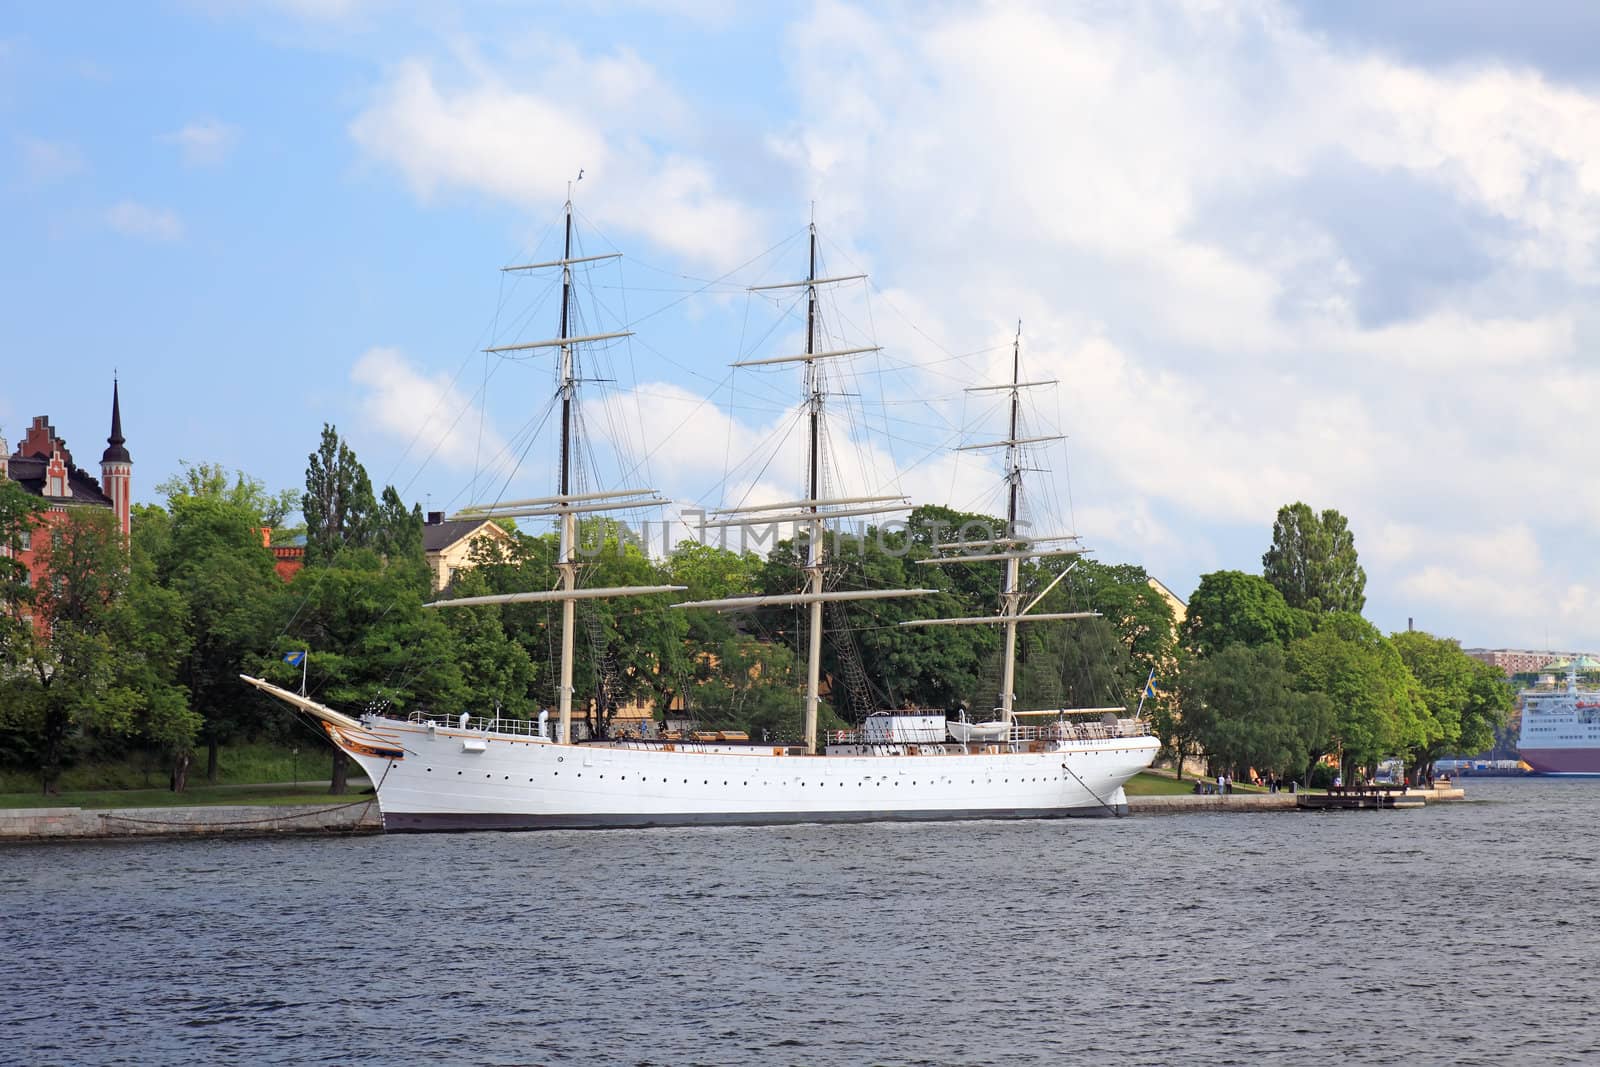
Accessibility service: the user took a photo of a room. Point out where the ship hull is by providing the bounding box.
[1517,747,1600,775]
[340,718,1158,833]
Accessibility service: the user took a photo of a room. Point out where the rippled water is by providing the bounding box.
[3,777,1595,1065]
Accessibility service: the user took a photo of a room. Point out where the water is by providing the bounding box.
[3,777,1595,1066]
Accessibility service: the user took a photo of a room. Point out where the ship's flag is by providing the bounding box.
[1143,671,1159,700]
[283,650,307,667]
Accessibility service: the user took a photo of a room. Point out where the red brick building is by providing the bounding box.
[0,383,133,622]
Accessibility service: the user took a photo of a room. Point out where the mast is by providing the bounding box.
[900,326,1094,728]
[803,223,825,755]
[998,324,1023,726]
[557,195,578,745]
[674,219,933,753]
[424,190,684,743]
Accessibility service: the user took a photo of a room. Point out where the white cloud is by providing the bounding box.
[162,119,239,166]
[105,200,183,241]
[757,0,1600,646]
[350,54,761,269]
[350,346,513,490]
[19,136,84,182]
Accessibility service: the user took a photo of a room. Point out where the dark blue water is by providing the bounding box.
[3,778,1594,1066]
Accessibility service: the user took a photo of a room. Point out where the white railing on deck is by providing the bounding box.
[828,717,1150,747]
[406,712,548,739]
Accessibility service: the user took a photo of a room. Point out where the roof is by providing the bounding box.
[423,518,510,553]
[3,454,114,507]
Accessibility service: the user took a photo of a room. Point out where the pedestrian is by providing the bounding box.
[1217,772,1225,795]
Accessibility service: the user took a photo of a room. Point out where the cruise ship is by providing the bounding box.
[1517,661,1600,775]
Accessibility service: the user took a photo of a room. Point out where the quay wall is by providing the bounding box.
[1127,785,1465,815]
[0,800,382,841]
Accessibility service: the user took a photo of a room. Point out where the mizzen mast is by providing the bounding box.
[900,324,1091,728]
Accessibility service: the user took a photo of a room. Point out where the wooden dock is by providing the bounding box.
[1296,784,1427,810]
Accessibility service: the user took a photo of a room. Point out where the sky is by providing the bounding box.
[5,0,1600,652]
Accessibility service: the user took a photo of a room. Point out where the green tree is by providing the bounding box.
[1288,612,1429,781]
[302,424,376,566]
[371,485,429,592]
[157,460,299,529]
[0,509,184,793]
[1392,630,1514,778]
[1178,642,1335,781]
[1182,570,1308,656]
[0,480,45,678]
[1262,502,1367,614]
[158,496,285,785]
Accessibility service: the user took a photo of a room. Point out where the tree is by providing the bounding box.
[157,460,299,529]
[0,508,184,793]
[1262,502,1367,614]
[1287,612,1429,782]
[158,496,285,785]
[1182,570,1308,656]
[302,424,376,566]
[371,485,429,592]
[1392,630,1514,778]
[1178,642,1334,781]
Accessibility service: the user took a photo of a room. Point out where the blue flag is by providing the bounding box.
[283,650,306,667]
[1143,671,1158,700]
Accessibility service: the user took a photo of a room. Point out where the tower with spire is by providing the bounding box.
[100,379,132,537]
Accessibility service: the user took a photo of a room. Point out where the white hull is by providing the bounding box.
[336,716,1158,832]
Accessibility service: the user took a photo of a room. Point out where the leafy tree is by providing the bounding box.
[1287,612,1429,781]
[157,496,285,784]
[1178,642,1334,781]
[0,509,183,793]
[157,460,299,529]
[0,480,45,677]
[272,547,470,792]
[302,424,376,566]
[1392,630,1514,778]
[1182,570,1308,656]
[371,485,429,592]
[1262,502,1367,614]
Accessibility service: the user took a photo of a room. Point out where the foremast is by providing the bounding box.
[903,325,1106,729]
[676,221,933,753]
[425,193,683,744]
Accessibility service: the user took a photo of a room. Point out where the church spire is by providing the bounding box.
[102,378,130,464]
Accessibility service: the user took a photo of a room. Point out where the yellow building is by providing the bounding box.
[422,512,515,592]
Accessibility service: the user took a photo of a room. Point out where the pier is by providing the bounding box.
[0,800,382,841]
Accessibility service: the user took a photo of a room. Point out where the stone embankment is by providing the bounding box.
[1128,783,1465,815]
[0,800,382,841]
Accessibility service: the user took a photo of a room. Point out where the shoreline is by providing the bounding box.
[0,785,1467,841]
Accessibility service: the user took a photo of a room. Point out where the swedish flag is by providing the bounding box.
[1143,672,1158,700]
[283,650,306,667]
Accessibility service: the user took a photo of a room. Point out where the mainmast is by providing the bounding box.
[424,189,682,743]
[557,196,579,748]
[802,224,825,756]
[676,220,933,753]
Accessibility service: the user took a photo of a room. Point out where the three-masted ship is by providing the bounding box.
[243,204,1158,831]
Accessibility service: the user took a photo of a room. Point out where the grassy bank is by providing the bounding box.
[0,741,364,798]
[0,781,373,811]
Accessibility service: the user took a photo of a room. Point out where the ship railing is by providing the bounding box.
[827,718,1152,747]
[405,711,549,739]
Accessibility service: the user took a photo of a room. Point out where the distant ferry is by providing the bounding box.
[1517,662,1600,775]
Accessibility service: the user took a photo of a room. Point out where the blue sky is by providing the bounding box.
[6,1,1600,652]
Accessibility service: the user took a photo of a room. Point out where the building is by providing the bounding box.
[1464,648,1569,676]
[261,528,305,582]
[423,511,514,591]
[1,384,133,630]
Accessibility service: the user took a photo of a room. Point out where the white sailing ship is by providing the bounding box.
[242,202,1159,831]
